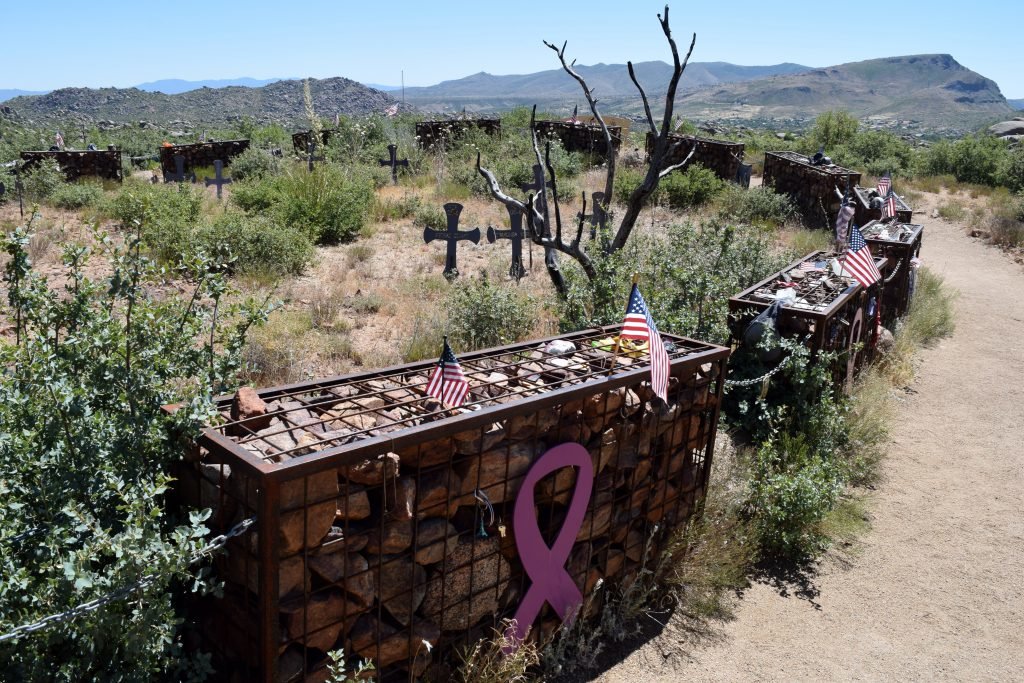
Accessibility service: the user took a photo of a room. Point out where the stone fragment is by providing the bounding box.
[309,552,375,609]
[230,386,270,433]
[421,537,511,631]
[413,518,459,566]
[280,589,362,653]
[368,553,427,625]
[341,452,399,485]
[415,468,461,519]
[365,518,414,555]
[391,476,416,521]
[576,491,613,542]
[456,441,539,504]
[336,486,371,521]
[395,437,455,468]
[453,421,506,455]
[349,614,440,670]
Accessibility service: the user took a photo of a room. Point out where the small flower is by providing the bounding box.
[422,639,433,653]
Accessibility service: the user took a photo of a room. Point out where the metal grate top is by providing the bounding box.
[861,220,922,244]
[766,150,858,177]
[733,250,885,313]
[210,326,723,466]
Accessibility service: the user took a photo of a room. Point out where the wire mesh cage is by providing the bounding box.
[861,220,924,324]
[762,151,861,228]
[171,324,729,681]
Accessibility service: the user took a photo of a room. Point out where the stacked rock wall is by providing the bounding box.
[535,121,622,155]
[176,328,728,681]
[645,132,744,181]
[159,139,250,176]
[762,151,861,228]
[19,149,123,182]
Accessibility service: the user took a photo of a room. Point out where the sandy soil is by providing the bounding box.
[597,191,1024,682]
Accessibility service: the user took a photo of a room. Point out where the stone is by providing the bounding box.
[280,589,362,653]
[415,468,462,519]
[624,528,645,563]
[350,614,440,670]
[308,552,375,609]
[365,518,414,555]
[646,480,679,523]
[576,491,613,542]
[550,410,591,445]
[319,525,369,554]
[414,518,459,566]
[453,421,506,455]
[230,386,270,433]
[226,544,308,598]
[336,487,371,521]
[421,537,511,631]
[505,405,560,439]
[327,407,377,432]
[341,452,399,485]
[604,547,626,577]
[988,120,1024,137]
[395,437,455,468]
[369,553,427,626]
[390,477,416,521]
[196,462,235,526]
[277,470,338,556]
[456,440,539,504]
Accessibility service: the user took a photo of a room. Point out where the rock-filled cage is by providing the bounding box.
[172,325,729,681]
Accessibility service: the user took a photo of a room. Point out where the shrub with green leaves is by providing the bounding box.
[49,180,105,209]
[920,134,1011,186]
[228,146,283,181]
[715,185,797,228]
[660,164,725,210]
[21,159,65,202]
[446,274,540,351]
[0,221,266,680]
[198,211,314,277]
[107,181,204,264]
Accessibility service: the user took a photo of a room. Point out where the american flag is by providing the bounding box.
[425,338,470,408]
[619,283,670,402]
[842,225,882,287]
[567,104,578,124]
[54,131,64,149]
[800,261,825,272]
[835,200,855,245]
[876,172,891,197]
[384,103,399,117]
[882,192,898,220]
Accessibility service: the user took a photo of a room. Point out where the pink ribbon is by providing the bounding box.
[504,442,594,650]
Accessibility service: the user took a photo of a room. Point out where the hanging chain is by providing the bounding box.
[883,258,904,283]
[723,354,793,387]
[0,516,255,644]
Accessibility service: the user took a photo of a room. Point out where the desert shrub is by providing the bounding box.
[997,147,1024,193]
[746,434,844,560]
[49,180,104,209]
[715,185,797,227]
[612,165,656,205]
[920,134,1010,186]
[560,221,788,343]
[414,203,447,230]
[21,160,65,201]
[228,146,282,181]
[198,212,314,277]
[373,193,421,222]
[660,164,725,209]
[446,274,539,351]
[107,182,203,263]
[0,222,266,680]
[232,163,375,244]
[804,110,859,152]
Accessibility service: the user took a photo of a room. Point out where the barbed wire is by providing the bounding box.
[0,516,255,645]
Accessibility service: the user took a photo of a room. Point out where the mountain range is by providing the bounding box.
[1010,99,1024,110]
[0,55,1014,131]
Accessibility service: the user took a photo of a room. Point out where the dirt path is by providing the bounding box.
[599,193,1024,681]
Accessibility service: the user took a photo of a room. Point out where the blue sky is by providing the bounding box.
[4,0,1021,97]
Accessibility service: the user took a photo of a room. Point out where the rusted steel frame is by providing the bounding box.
[700,357,727,492]
[258,475,281,683]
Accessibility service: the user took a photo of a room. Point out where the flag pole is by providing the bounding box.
[439,335,447,406]
[608,273,639,375]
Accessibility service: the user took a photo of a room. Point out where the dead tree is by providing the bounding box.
[477,5,699,294]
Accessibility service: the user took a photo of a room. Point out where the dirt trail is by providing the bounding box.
[599,192,1024,682]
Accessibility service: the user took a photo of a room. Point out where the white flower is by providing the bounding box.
[422,639,433,653]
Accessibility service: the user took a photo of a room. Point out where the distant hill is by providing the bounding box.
[134,77,290,94]
[1010,99,1024,110]
[3,77,399,126]
[402,61,811,110]
[671,54,1012,128]
[0,89,46,103]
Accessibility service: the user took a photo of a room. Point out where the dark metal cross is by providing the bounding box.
[577,191,608,240]
[378,144,409,184]
[164,154,189,183]
[203,159,232,200]
[306,142,324,172]
[423,202,481,280]
[487,204,528,281]
[15,167,24,218]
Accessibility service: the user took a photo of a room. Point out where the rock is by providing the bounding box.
[365,518,414,555]
[391,477,416,520]
[309,552,375,609]
[227,545,308,598]
[395,436,454,468]
[280,589,362,653]
[505,405,560,439]
[453,421,506,455]
[988,120,1024,137]
[456,441,539,504]
[877,325,896,354]
[341,452,399,485]
[369,554,427,625]
[415,468,462,519]
[336,487,371,521]
[413,518,459,565]
[421,537,511,630]
[230,386,270,433]
[349,614,439,670]
[319,525,368,554]
[576,491,614,542]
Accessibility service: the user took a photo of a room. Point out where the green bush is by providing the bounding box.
[232,163,375,244]
[920,134,1010,186]
[661,164,725,210]
[49,180,104,209]
[199,212,314,277]
[0,222,266,680]
[747,434,844,560]
[613,165,655,205]
[997,147,1024,193]
[414,203,447,230]
[446,274,540,351]
[21,160,65,201]
[804,110,859,152]
[715,185,797,228]
[228,146,282,181]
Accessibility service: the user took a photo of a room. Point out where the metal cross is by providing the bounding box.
[487,204,528,282]
[577,191,608,240]
[203,159,232,200]
[15,167,24,218]
[306,142,324,172]
[164,154,189,183]
[423,202,481,280]
[378,144,409,184]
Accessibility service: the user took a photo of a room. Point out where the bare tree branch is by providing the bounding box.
[658,146,697,178]
[627,61,657,137]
